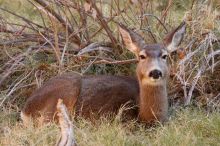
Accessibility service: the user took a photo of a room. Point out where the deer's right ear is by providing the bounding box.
[119,25,144,57]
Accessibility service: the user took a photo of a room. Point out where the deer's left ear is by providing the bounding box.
[163,21,186,53]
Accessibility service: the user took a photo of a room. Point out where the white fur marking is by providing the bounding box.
[20,111,32,126]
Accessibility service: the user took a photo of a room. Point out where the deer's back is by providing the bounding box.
[76,75,139,119]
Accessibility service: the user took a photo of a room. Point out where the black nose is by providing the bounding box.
[149,69,162,79]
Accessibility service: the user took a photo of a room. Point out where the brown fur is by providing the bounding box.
[138,85,168,123]
[21,22,186,125]
[22,73,81,125]
[22,74,139,125]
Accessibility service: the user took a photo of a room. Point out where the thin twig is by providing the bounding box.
[73,58,137,68]
[33,0,81,44]
[89,0,119,50]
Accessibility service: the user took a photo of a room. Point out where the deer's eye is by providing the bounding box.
[162,54,167,60]
[139,55,146,60]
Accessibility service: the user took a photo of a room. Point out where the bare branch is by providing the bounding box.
[88,0,119,50]
[56,99,77,146]
[73,58,137,68]
[77,42,113,55]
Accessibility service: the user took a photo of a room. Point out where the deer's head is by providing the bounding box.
[119,22,186,86]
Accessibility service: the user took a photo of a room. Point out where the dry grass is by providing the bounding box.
[1,108,220,146]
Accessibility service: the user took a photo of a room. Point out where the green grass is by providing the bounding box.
[1,108,220,146]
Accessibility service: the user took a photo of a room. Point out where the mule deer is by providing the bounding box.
[21,22,186,126]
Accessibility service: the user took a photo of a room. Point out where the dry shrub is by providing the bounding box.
[168,1,220,109]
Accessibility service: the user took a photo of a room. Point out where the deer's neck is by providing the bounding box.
[138,83,168,123]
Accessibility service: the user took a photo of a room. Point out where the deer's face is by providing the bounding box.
[119,22,186,86]
[136,44,169,85]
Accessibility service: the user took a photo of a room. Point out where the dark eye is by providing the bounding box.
[162,55,167,60]
[139,55,146,60]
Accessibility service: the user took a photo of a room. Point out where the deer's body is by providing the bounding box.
[22,73,168,124]
[21,22,186,126]
[22,74,139,124]
[76,75,139,119]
